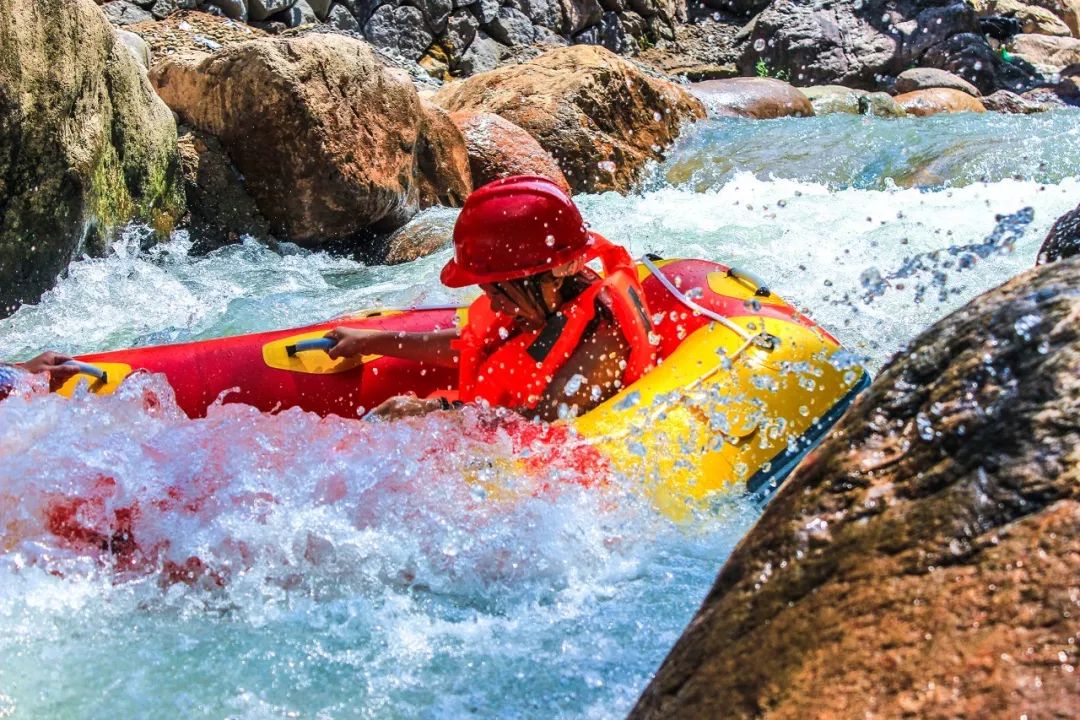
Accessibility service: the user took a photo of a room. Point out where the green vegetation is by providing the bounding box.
[755,58,789,82]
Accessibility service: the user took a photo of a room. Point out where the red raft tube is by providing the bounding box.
[55,258,869,509]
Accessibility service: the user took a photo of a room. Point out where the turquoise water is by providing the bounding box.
[1,112,1078,719]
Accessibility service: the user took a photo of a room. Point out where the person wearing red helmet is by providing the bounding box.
[324,175,655,421]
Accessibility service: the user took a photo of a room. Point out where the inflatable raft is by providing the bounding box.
[57,257,868,510]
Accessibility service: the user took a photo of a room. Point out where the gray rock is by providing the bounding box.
[598,0,625,11]
[327,3,361,31]
[513,0,564,30]
[895,67,981,96]
[201,3,227,16]
[291,0,321,23]
[456,30,508,74]
[248,0,294,21]
[598,10,632,53]
[533,23,568,45]
[574,24,601,45]
[150,0,197,20]
[269,4,304,26]
[339,0,384,26]
[115,28,152,71]
[365,5,434,61]
[306,0,332,20]
[454,0,478,6]
[486,7,535,45]
[422,0,454,32]
[102,1,154,25]
[444,10,480,58]
[204,0,249,20]
[740,0,1003,93]
[473,0,500,23]
[561,0,602,34]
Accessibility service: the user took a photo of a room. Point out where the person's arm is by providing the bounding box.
[13,350,79,390]
[324,327,461,368]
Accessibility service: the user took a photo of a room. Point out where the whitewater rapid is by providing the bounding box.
[1,111,1078,719]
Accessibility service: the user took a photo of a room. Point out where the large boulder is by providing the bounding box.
[690,77,815,118]
[895,87,987,114]
[433,45,705,193]
[449,110,571,192]
[740,0,1005,94]
[0,0,184,316]
[1037,203,1080,263]
[629,258,1080,720]
[150,34,440,245]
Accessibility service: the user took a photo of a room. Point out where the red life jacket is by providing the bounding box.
[454,234,655,410]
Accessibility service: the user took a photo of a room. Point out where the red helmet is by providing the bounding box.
[441,175,596,287]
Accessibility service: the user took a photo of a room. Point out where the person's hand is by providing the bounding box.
[15,351,79,390]
[324,327,377,360]
[365,394,444,421]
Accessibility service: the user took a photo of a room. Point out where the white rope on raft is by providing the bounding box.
[637,255,776,356]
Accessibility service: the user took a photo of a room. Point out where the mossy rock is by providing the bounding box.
[0,0,184,316]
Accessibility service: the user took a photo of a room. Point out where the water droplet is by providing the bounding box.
[753,39,765,52]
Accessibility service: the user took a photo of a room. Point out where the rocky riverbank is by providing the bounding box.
[4,0,1080,314]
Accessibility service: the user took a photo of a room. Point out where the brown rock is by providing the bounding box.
[982,88,1054,112]
[177,126,271,252]
[629,258,1080,720]
[432,45,705,194]
[415,101,473,210]
[448,111,571,193]
[1037,204,1080,263]
[895,67,981,97]
[1024,0,1080,35]
[1009,33,1080,69]
[894,87,987,115]
[0,0,184,316]
[690,77,814,119]
[380,207,456,265]
[150,35,427,246]
[127,10,265,69]
[971,0,1073,35]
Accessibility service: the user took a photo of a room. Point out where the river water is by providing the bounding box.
[1,111,1077,719]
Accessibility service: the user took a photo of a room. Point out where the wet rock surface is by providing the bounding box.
[150,34,433,246]
[895,86,988,115]
[629,258,1080,720]
[449,110,571,191]
[690,77,814,118]
[433,45,705,193]
[0,0,184,316]
[1038,204,1080,263]
[800,85,907,116]
[176,127,272,252]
